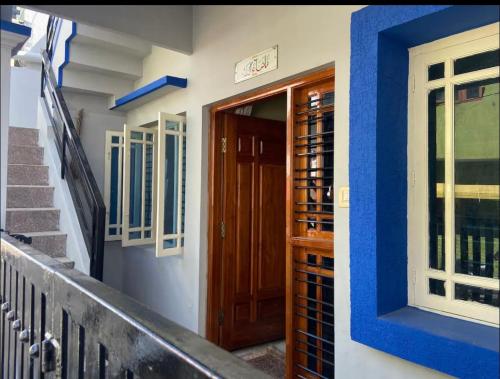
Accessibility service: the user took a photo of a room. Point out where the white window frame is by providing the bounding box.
[104,130,124,241]
[408,22,499,326]
[155,112,186,257]
[122,123,158,246]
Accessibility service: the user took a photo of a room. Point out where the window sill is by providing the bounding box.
[379,306,499,353]
[352,306,499,378]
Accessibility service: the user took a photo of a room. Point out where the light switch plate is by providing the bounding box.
[339,186,349,208]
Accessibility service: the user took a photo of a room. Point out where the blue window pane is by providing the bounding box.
[145,143,153,227]
[109,228,117,235]
[111,136,120,143]
[144,230,151,238]
[129,231,141,240]
[129,142,143,228]
[164,134,179,235]
[163,239,176,249]
[110,146,119,225]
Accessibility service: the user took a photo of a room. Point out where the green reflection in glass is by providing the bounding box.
[454,78,499,279]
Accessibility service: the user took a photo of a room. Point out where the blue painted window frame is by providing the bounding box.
[349,5,499,379]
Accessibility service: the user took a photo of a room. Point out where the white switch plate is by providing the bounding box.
[339,186,349,208]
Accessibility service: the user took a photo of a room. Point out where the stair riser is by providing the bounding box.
[9,127,39,146]
[29,234,67,258]
[8,146,44,165]
[7,187,54,208]
[8,165,49,185]
[6,210,60,233]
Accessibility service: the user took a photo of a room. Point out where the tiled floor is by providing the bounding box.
[234,340,285,378]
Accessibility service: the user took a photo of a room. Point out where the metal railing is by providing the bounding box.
[40,46,105,280]
[0,234,269,378]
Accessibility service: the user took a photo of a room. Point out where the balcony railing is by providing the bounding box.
[0,233,270,378]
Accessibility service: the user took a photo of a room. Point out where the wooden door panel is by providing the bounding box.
[221,113,286,350]
[258,163,286,292]
[235,162,253,297]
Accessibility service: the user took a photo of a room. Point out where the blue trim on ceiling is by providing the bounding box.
[349,5,499,379]
[57,21,77,88]
[0,20,31,37]
[110,75,188,110]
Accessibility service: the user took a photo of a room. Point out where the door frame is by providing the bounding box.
[206,67,335,350]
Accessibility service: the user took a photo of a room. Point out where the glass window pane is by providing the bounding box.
[428,62,445,81]
[454,49,499,76]
[429,278,445,296]
[111,135,120,144]
[144,230,151,238]
[110,146,119,225]
[454,78,499,279]
[109,228,117,236]
[428,88,446,271]
[322,91,334,106]
[144,143,153,227]
[455,283,499,308]
[129,231,141,240]
[129,142,143,228]
[166,121,179,131]
[131,131,143,140]
[164,134,179,235]
[146,133,153,142]
[163,239,176,249]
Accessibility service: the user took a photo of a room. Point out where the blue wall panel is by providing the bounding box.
[349,5,499,378]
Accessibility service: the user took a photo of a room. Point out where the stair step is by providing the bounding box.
[8,145,44,165]
[74,24,151,58]
[22,231,67,258]
[8,164,49,185]
[7,185,54,208]
[6,208,60,233]
[54,257,75,269]
[9,127,39,146]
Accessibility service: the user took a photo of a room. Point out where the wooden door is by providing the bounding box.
[219,113,286,350]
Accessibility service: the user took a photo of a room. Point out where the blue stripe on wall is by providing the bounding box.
[110,75,188,110]
[0,20,31,37]
[57,21,77,88]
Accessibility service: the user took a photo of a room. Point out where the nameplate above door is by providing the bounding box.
[234,45,278,83]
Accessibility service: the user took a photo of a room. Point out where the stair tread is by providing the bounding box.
[7,184,53,188]
[9,126,38,130]
[21,231,66,237]
[8,163,47,167]
[9,144,42,148]
[7,207,59,211]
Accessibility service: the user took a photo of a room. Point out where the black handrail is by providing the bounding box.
[1,234,268,378]
[40,43,105,279]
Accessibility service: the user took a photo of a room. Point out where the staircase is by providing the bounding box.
[5,126,74,269]
[54,20,152,104]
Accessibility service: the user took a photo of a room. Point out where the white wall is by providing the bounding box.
[9,66,40,128]
[61,90,126,287]
[1,42,11,229]
[60,5,452,378]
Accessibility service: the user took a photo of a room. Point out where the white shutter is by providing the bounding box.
[122,123,158,246]
[156,112,186,257]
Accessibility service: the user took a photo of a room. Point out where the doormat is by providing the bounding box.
[240,346,285,378]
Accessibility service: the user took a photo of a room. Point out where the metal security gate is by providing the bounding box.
[0,233,269,379]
